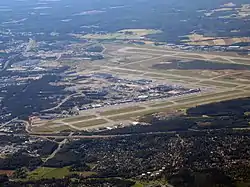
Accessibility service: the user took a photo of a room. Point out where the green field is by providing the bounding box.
[108,108,167,121]
[27,167,96,180]
[174,90,240,103]
[132,182,144,187]
[62,115,96,123]
[214,76,250,85]
[71,119,108,128]
[200,80,238,87]
[27,167,70,180]
[100,106,145,116]
[232,58,250,65]
[32,125,76,134]
[149,101,175,107]
[73,29,161,40]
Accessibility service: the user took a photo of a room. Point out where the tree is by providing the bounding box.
[12,167,28,179]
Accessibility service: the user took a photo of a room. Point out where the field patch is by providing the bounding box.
[62,115,96,123]
[150,101,175,107]
[71,119,108,128]
[0,170,14,176]
[26,167,96,180]
[27,167,70,180]
[162,69,222,79]
[174,90,241,103]
[231,58,250,65]
[182,33,250,46]
[100,106,145,116]
[71,29,161,40]
[31,125,76,133]
[125,48,172,56]
[200,80,238,87]
[152,60,250,70]
[215,76,250,85]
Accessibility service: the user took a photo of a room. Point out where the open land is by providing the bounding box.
[71,29,161,41]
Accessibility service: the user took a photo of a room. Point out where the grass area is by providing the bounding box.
[164,69,217,79]
[108,108,166,121]
[182,33,250,46]
[132,182,144,187]
[151,71,197,81]
[150,101,174,107]
[27,167,70,180]
[178,54,206,59]
[31,126,55,133]
[200,80,238,87]
[100,106,145,116]
[32,125,76,134]
[50,125,76,132]
[214,76,250,85]
[112,69,145,75]
[211,57,231,63]
[27,167,96,181]
[144,73,174,78]
[174,90,240,103]
[173,93,250,109]
[126,48,170,56]
[71,119,108,128]
[45,121,62,126]
[178,92,250,106]
[233,80,250,85]
[73,29,161,40]
[232,59,250,64]
[62,115,96,123]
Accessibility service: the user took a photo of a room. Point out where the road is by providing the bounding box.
[43,132,74,163]
[0,117,18,129]
[0,54,20,72]
[14,119,31,133]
